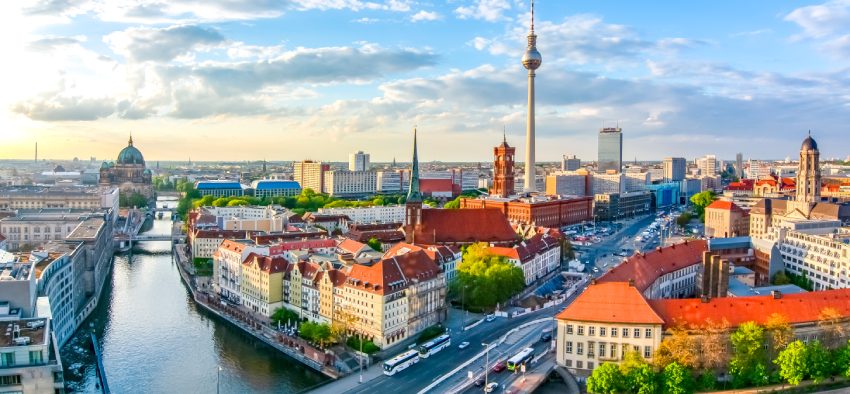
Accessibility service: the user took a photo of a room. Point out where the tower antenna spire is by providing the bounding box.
[531,0,535,31]
[503,125,507,144]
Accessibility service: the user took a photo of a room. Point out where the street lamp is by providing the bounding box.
[358,331,364,383]
[216,366,222,394]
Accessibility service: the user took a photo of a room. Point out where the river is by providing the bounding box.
[60,201,328,393]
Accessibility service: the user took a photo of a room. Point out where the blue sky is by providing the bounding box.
[2,0,849,162]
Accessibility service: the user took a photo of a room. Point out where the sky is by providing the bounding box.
[1,0,849,163]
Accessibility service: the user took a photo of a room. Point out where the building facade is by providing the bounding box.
[597,128,623,173]
[562,155,581,172]
[251,180,302,198]
[349,151,370,172]
[323,170,377,197]
[663,157,686,182]
[294,161,329,194]
[705,200,749,238]
[491,137,516,198]
[460,196,593,228]
[98,135,153,199]
[318,205,405,224]
[545,171,589,197]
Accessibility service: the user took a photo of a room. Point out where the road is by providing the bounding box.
[343,294,579,394]
[458,333,552,394]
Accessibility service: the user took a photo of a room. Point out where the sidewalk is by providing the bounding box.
[506,357,556,394]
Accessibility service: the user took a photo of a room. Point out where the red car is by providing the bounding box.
[491,361,506,373]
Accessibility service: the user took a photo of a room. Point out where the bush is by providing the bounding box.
[347,336,380,354]
[416,325,446,344]
[193,258,213,276]
[271,308,300,326]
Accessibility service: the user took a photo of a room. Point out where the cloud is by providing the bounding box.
[410,10,440,22]
[105,25,225,62]
[455,0,512,22]
[27,35,86,51]
[13,94,115,121]
[785,0,850,38]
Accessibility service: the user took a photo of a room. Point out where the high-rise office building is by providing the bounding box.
[597,127,623,173]
[562,155,581,171]
[698,155,717,176]
[736,153,743,179]
[348,151,370,172]
[663,157,686,181]
[293,160,329,193]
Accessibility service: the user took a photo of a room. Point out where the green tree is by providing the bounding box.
[226,199,249,207]
[560,238,575,261]
[366,237,382,252]
[729,321,768,387]
[807,340,832,383]
[443,197,461,209]
[627,363,661,394]
[676,212,692,227]
[662,362,693,394]
[689,191,716,220]
[771,271,791,285]
[587,362,623,394]
[448,243,524,309]
[833,340,850,378]
[271,308,300,326]
[774,340,808,385]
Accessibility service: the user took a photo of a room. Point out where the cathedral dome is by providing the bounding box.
[117,135,145,165]
[801,135,818,151]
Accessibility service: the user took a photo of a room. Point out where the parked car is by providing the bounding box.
[458,341,470,350]
[484,382,500,393]
[492,361,506,373]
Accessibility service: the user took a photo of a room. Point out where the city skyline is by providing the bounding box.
[3,1,850,162]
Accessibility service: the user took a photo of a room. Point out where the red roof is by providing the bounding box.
[706,200,745,212]
[556,282,664,324]
[725,179,754,191]
[345,250,441,295]
[242,253,288,274]
[338,239,368,254]
[405,208,516,244]
[649,289,850,329]
[419,178,454,193]
[599,240,707,292]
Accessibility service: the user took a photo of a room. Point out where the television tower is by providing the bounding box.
[522,0,542,192]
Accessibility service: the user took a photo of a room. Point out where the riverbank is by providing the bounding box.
[172,243,341,380]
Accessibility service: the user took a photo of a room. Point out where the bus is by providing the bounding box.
[418,334,451,358]
[506,347,535,372]
[383,350,420,376]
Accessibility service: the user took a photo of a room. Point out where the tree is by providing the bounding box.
[774,340,808,385]
[817,307,846,348]
[443,197,461,209]
[765,313,793,358]
[771,271,791,285]
[587,362,623,394]
[226,199,249,207]
[560,238,575,261]
[449,243,524,309]
[654,325,698,369]
[366,237,382,252]
[697,318,731,372]
[627,363,661,394]
[662,362,693,394]
[729,321,768,387]
[807,340,832,383]
[689,191,716,220]
[271,308,300,326]
[119,192,148,208]
[676,212,692,227]
[833,340,850,378]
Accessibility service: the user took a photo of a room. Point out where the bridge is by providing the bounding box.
[114,233,184,242]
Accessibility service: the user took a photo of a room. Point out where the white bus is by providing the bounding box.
[383,350,420,376]
[506,347,535,372]
[418,334,451,358]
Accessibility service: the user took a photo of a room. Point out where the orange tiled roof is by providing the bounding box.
[345,249,440,295]
[556,282,664,324]
[242,252,288,274]
[649,288,850,329]
[598,240,707,292]
[338,239,368,254]
[706,200,746,212]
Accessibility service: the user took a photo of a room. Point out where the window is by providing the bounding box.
[587,361,594,370]
[29,351,43,364]
[610,343,617,359]
[644,346,652,358]
[589,326,596,336]
[599,327,606,337]
[610,328,618,337]
[0,375,21,386]
[588,341,595,358]
[576,361,583,369]
[622,328,629,338]
[566,341,573,354]
[566,324,573,335]
[0,353,13,367]
[565,359,572,367]
[576,342,584,355]
[599,342,606,357]
[645,328,652,338]
[634,328,641,338]
[577,326,584,336]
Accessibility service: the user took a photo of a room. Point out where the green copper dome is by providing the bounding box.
[117,135,145,165]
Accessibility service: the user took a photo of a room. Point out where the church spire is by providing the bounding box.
[128,133,134,146]
[407,127,422,202]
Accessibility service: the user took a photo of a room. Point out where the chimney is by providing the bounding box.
[701,296,711,303]
[656,247,662,253]
[628,279,635,287]
[771,290,782,299]
[590,278,597,285]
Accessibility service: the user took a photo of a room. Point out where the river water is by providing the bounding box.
[60,202,328,393]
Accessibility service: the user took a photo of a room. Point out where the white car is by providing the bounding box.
[484,382,499,393]
[458,341,470,350]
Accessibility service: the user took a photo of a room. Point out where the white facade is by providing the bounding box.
[698,155,717,176]
[623,172,650,192]
[591,173,624,195]
[349,151,370,172]
[546,172,587,196]
[323,170,377,197]
[771,225,850,290]
[214,242,269,303]
[376,170,410,194]
[318,205,405,224]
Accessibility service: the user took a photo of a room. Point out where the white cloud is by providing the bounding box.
[104,25,225,62]
[410,10,440,22]
[455,0,512,22]
[785,0,850,58]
